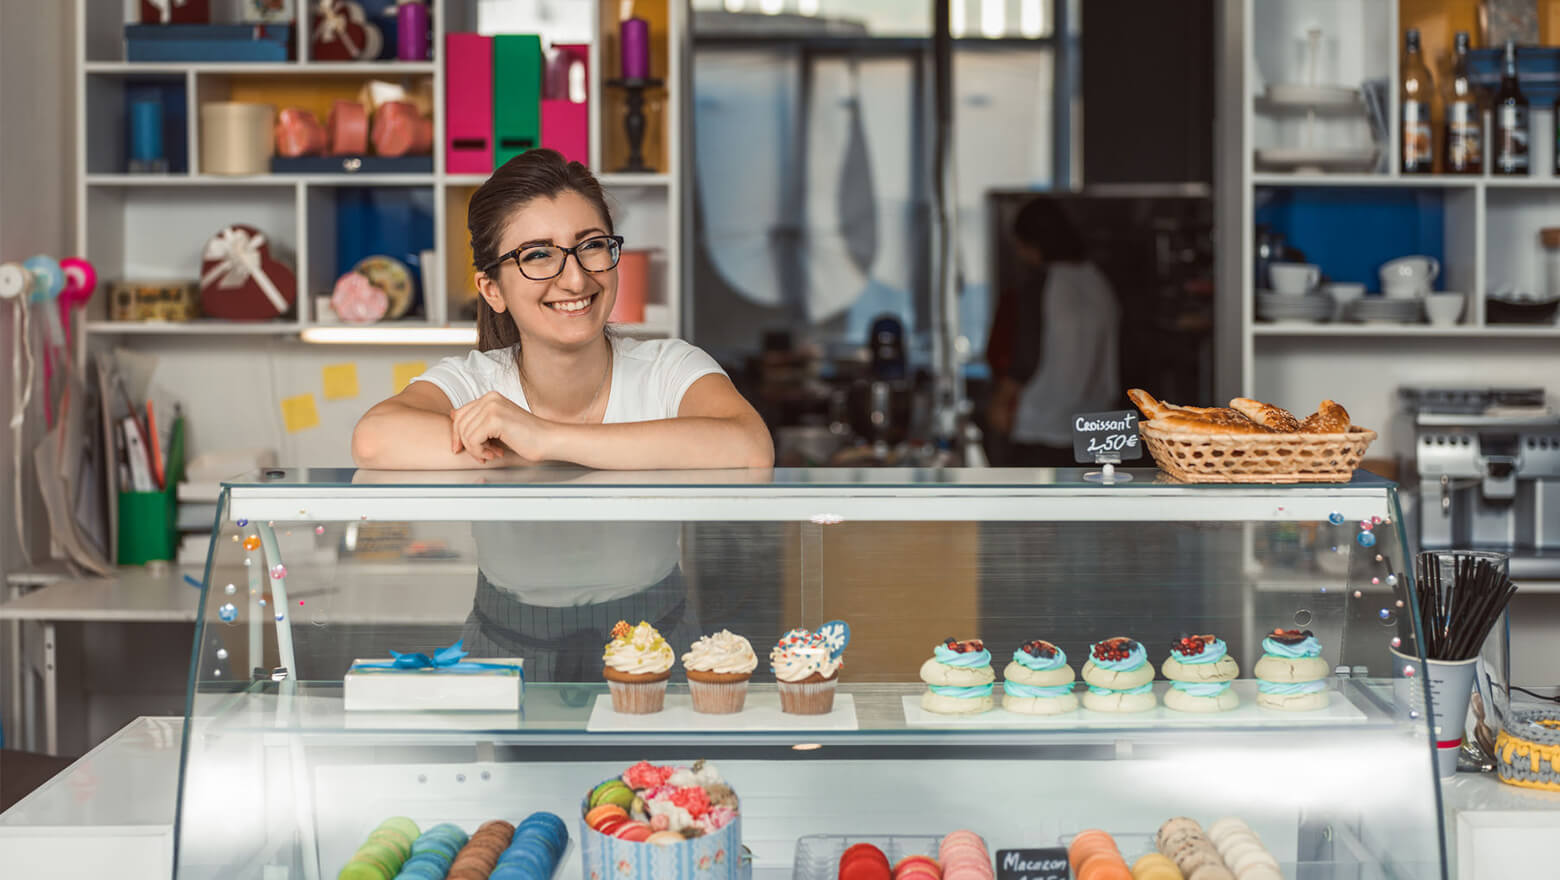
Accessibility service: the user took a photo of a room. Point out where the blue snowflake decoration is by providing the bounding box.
[1327,511,1345,525]
[1357,531,1376,548]
[817,620,851,659]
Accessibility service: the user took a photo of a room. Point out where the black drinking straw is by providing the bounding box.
[1415,552,1518,661]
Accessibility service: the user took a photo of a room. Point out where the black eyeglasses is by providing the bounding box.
[482,234,625,281]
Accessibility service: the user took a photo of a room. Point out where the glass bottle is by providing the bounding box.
[1401,29,1436,174]
[1446,32,1483,174]
[1494,40,1530,176]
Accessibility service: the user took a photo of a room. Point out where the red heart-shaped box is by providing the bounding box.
[199,224,297,320]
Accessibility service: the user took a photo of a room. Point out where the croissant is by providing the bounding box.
[1230,397,1301,432]
[1298,399,1351,433]
[1128,388,1271,432]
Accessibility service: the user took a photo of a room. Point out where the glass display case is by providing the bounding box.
[174,468,1445,879]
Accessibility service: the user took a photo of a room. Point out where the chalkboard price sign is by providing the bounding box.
[996,847,1071,880]
[1072,410,1143,464]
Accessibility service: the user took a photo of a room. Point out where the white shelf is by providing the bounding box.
[87,173,433,187]
[1482,175,1560,188]
[84,61,437,75]
[85,320,299,336]
[1252,324,1560,338]
[444,172,672,189]
[1252,173,1476,188]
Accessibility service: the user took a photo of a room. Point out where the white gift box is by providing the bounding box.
[343,658,523,712]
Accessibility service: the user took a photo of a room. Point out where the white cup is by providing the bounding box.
[1425,292,1466,326]
[1324,282,1366,320]
[1380,255,1440,296]
[1270,262,1321,295]
[1384,279,1425,300]
[1393,647,1478,778]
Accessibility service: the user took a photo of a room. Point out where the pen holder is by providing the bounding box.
[118,489,177,565]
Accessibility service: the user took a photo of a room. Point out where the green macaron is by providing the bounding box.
[352,841,400,876]
[589,780,634,809]
[377,816,420,843]
[368,827,412,862]
[336,858,388,880]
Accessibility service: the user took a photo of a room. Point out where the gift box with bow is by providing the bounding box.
[344,641,525,712]
[198,224,297,320]
[140,0,210,24]
[311,0,382,61]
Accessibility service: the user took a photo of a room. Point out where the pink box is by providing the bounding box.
[445,33,493,174]
[540,100,588,165]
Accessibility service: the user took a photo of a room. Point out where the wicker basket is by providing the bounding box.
[1140,421,1377,483]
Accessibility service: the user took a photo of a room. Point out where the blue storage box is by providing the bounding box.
[125,24,294,63]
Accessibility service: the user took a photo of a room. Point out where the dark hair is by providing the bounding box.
[468,149,615,352]
[1012,198,1087,263]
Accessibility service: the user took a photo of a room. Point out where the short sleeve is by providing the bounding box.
[652,340,726,419]
[411,350,502,409]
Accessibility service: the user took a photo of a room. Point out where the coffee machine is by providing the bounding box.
[1401,387,1560,578]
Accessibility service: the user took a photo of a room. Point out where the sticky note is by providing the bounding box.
[280,394,320,433]
[392,361,427,393]
[321,363,359,401]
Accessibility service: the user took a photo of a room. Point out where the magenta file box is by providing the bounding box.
[540,100,588,165]
[446,33,493,174]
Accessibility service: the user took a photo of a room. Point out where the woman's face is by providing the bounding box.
[477,190,617,351]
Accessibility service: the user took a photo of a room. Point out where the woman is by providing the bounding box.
[351,150,773,678]
[986,198,1120,467]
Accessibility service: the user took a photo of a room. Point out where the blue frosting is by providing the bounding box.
[1012,646,1067,671]
[1003,681,1075,699]
[1171,638,1228,665]
[1259,679,1327,695]
[1261,635,1322,659]
[928,683,994,698]
[1087,683,1153,696]
[934,643,993,668]
[1171,681,1232,697]
[1088,640,1148,672]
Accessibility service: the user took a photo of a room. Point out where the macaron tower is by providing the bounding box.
[1001,639,1078,715]
[771,620,850,714]
[1253,628,1330,710]
[1068,828,1132,880]
[919,637,996,715]
[939,830,994,880]
[1162,634,1240,713]
[1081,636,1156,712]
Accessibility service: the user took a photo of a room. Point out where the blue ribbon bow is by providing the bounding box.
[351,640,519,675]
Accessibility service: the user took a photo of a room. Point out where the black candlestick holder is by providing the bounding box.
[606,77,663,173]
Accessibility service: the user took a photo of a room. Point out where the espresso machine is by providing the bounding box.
[1401,387,1560,578]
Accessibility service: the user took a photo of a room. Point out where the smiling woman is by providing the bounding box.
[349,149,773,472]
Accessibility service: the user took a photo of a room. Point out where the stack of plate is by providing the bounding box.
[1349,297,1423,324]
[1256,291,1332,323]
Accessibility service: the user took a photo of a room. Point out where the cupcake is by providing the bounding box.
[1162,633,1240,713]
[1254,628,1330,710]
[1080,636,1156,713]
[918,638,996,715]
[1002,639,1078,715]
[770,620,850,715]
[682,630,758,714]
[602,620,675,714]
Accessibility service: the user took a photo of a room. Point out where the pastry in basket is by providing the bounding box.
[919,637,995,714]
[1230,397,1301,432]
[1162,634,1239,713]
[1298,399,1351,433]
[1002,639,1079,715]
[1127,389,1271,433]
[1081,636,1156,712]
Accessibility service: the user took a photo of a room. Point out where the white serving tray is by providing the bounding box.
[586,692,858,732]
[900,680,1366,728]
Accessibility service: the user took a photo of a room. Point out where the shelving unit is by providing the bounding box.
[1225,0,1560,450]
[75,0,686,343]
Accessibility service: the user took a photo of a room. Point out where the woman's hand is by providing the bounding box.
[449,391,554,464]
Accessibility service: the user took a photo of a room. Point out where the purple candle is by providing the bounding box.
[621,17,649,80]
[397,0,430,61]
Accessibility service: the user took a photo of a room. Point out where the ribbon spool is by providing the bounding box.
[22,255,65,304]
[59,258,97,347]
[0,263,28,300]
[328,99,368,156]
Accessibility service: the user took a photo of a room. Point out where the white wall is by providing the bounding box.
[0,0,76,575]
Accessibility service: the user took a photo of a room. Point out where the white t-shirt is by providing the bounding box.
[413,336,727,606]
[1011,262,1122,446]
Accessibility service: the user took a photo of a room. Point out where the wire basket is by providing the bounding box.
[792,834,943,880]
[1140,422,1377,483]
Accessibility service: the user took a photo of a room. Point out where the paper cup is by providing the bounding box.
[1393,647,1479,777]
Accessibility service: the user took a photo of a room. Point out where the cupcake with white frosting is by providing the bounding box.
[682,630,758,714]
[770,621,850,715]
[603,620,676,714]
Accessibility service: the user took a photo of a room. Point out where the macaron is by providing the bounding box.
[1204,817,1250,847]
[844,843,891,867]
[488,867,540,880]
[646,830,686,846]
[895,855,941,874]
[1156,817,1202,848]
[1079,858,1134,880]
[840,857,893,880]
[1132,852,1184,880]
[337,862,387,880]
[612,821,652,842]
[1186,866,1235,880]
[590,779,636,809]
[379,817,420,842]
[585,804,628,829]
[352,842,402,876]
[1234,866,1283,880]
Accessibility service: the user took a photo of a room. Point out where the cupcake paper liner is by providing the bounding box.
[688,677,751,714]
[776,678,837,715]
[608,677,669,714]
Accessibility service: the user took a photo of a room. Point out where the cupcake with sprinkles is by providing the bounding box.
[770,621,850,715]
[919,637,996,715]
[1081,636,1156,713]
[1162,633,1240,713]
[602,620,676,714]
[1001,639,1079,715]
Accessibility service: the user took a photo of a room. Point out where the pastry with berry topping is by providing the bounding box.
[919,637,996,714]
[1001,639,1078,715]
[1081,636,1156,712]
[602,620,675,714]
[1163,634,1240,713]
[1254,628,1330,710]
